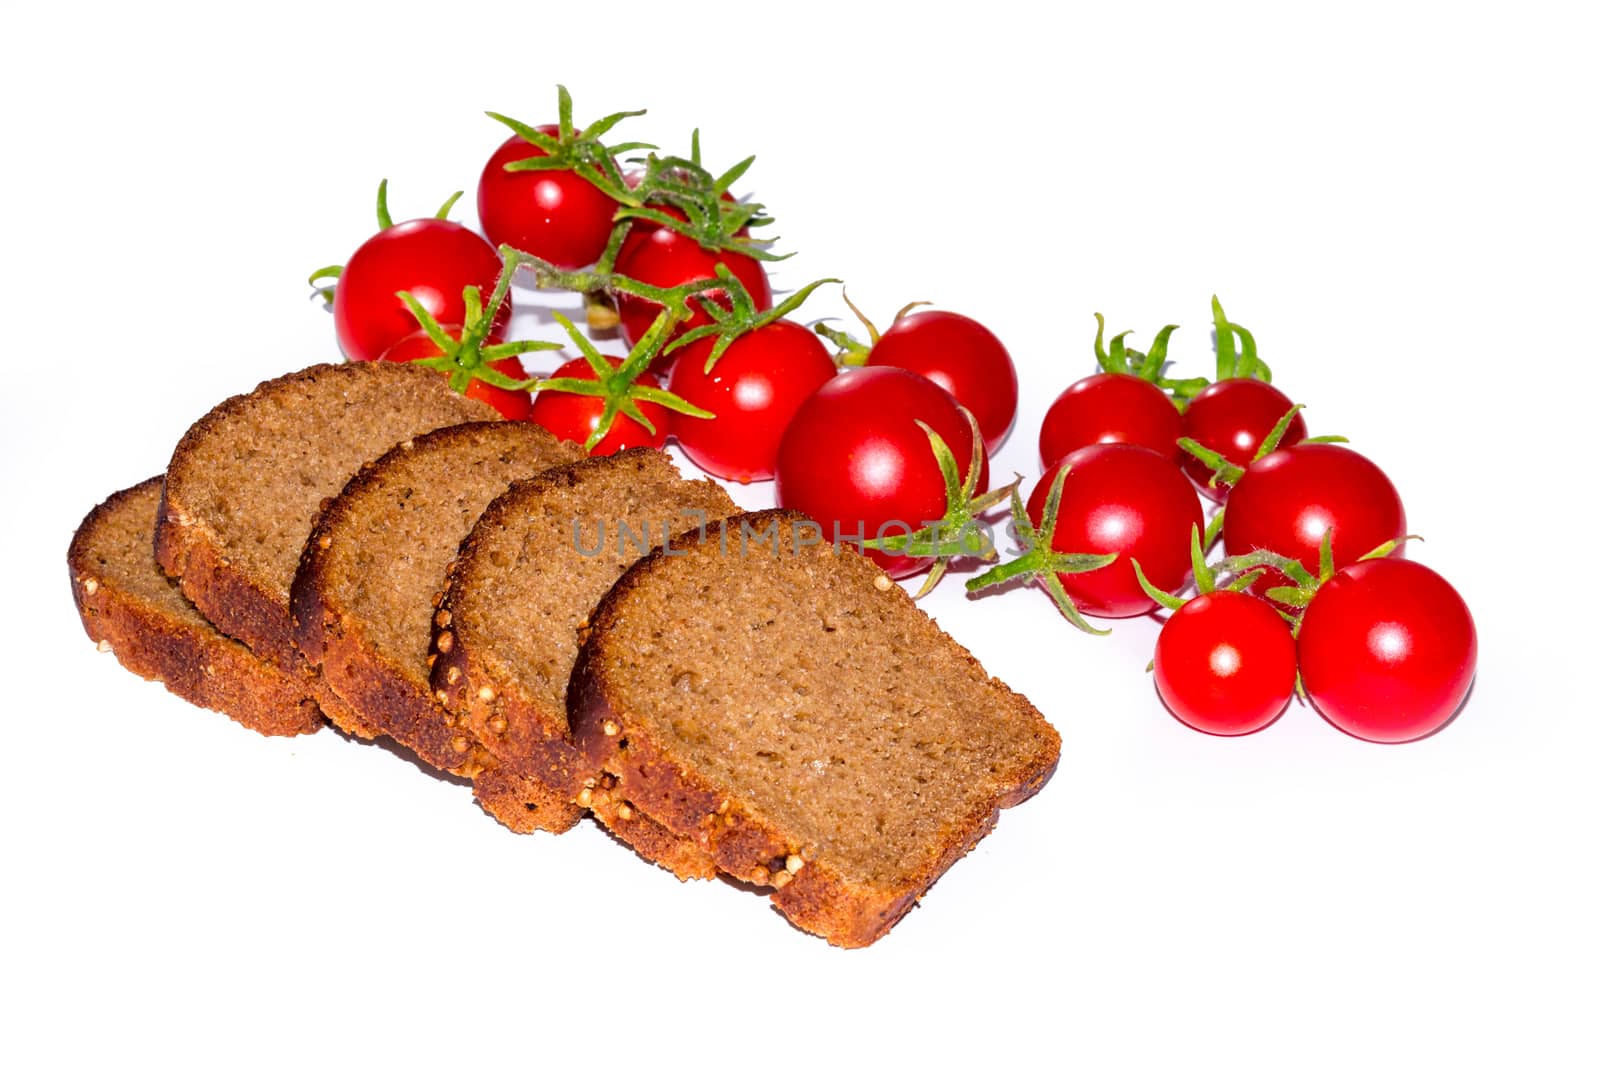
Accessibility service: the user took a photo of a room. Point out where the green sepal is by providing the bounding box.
[815,321,873,366]
[1223,569,1263,593]
[1217,547,1318,589]
[812,292,936,369]
[1178,436,1246,488]
[1266,586,1317,609]
[486,86,651,209]
[1318,529,1336,583]
[1252,403,1350,465]
[1132,559,1189,613]
[1358,534,1422,561]
[434,190,463,220]
[860,411,1015,599]
[599,133,782,266]
[308,264,342,306]
[1190,524,1214,594]
[963,464,1117,635]
[1211,296,1272,382]
[664,270,841,372]
[1091,312,1198,406]
[537,305,712,453]
[391,250,563,397]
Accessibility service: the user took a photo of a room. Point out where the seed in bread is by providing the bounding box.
[69,478,323,737]
[568,509,1061,947]
[290,421,582,831]
[155,362,500,737]
[433,449,737,875]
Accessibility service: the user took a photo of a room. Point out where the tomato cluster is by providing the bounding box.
[974,301,1476,743]
[306,88,1475,746]
[309,86,1020,580]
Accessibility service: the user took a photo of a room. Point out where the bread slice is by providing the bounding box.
[155,362,499,737]
[431,449,737,871]
[290,421,581,831]
[69,478,323,737]
[568,509,1061,947]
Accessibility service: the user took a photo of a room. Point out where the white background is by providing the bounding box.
[3,2,1594,1063]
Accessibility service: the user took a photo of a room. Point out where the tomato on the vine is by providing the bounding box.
[1039,373,1182,467]
[332,215,505,365]
[1028,445,1201,618]
[865,310,1018,451]
[614,227,772,349]
[1180,378,1306,501]
[1152,591,1297,736]
[669,320,836,483]
[477,130,618,270]
[378,330,532,421]
[775,366,987,579]
[1222,443,1406,600]
[1298,558,1476,743]
[529,355,670,456]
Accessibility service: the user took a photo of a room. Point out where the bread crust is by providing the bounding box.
[156,363,497,741]
[568,509,1060,947]
[290,422,585,833]
[70,478,324,738]
[431,452,734,874]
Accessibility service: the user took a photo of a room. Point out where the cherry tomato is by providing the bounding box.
[1152,591,1298,736]
[1180,378,1307,501]
[379,331,532,421]
[1298,558,1477,743]
[477,130,617,270]
[529,355,669,456]
[1029,445,1201,618]
[866,310,1018,451]
[333,219,504,364]
[614,227,772,350]
[669,320,837,483]
[1222,444,1406,601]
[775,366,988,579]
[1039,373,1182,468]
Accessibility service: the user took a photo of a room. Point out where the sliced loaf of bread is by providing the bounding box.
[69,478,323,737]
[431,449,737,872]
[568,509,1061,947]
[290,421,582,832]
[155,362,499,737]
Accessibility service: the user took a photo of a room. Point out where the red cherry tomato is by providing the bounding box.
[669,320,837,484]
[614,227,772,350]
[1222,444,1406,601]
[866,310,1018,451]
[1039,373,1183,468]
[529,355,669,456]
[379,331,532,421]
[775,366,988,579]
[1298,558,1477,743]
[1153,591,1298,736]
[1028,445,1201,618]
[333,219,504,364]
[477,130,618,270]
[1180,378,1307,501]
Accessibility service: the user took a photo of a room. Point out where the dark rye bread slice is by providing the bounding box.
[155,362,499,738]
[568,510,1061,948]
[431,449,737,872]
[290,421,582,831]
[69,478,323,737]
